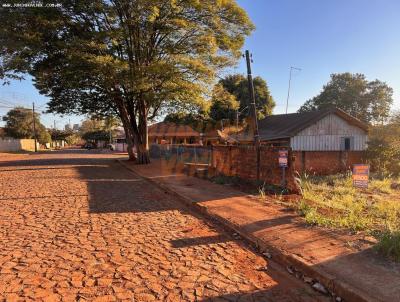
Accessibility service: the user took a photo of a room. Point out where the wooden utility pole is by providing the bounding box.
[32,102,37,152]
[245,50,260,144]
[245,50,261,180]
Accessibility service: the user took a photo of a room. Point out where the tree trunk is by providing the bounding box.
[134,120,150,165]
[115,97,136,161]
[136,141,150,164]
[113,90,150,164]
[134,101,151,165]
[125,132,136,161]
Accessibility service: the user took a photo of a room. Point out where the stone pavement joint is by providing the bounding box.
[0,150,327,302]
[121,158,400,302]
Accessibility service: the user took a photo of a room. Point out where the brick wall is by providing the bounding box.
[211,146,299,193]
[292,151,366,175]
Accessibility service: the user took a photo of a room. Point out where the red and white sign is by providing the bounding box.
[279,150,288,168]
[352,164,369,188]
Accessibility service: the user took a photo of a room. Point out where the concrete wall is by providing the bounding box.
[293,151,366,175]
[0,138,37,152]
[211,146,299,193]
[290,113,368,151]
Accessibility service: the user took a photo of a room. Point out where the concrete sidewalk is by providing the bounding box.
[120,159,400,302]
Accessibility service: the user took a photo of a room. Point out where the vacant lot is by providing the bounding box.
[297,174,400,260]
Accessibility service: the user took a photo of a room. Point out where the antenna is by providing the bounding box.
[285,66,302,114]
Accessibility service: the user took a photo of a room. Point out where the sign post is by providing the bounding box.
[352,164,369,189]
[279,150,289,187]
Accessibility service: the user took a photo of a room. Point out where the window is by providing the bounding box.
[341,137,353,151]
[344,138,351,150]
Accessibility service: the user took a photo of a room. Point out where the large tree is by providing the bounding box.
[298,73,393,124]
[0,1,253,163]
[367,111,400,175]
[2,107,50,144]
[214,74,275,121]
[209,83,239,122]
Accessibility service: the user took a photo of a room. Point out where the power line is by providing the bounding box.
[0,99,25,108]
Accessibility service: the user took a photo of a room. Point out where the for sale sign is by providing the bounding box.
[279,150,288,168]
[352,164,369,188]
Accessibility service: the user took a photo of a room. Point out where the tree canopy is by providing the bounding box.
[49,129,74,141]
[82,130,111,143]
[298,73,393,124]
[367,111,400,176]
[214,74,275,121]
[209,83,239,122]
[0,0,254,163]
[164,111,214,133]
[2,107,50,144]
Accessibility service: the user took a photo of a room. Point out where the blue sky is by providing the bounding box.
[236,0,400,113]
[1,0,399,128]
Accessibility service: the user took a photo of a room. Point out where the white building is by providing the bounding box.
[242,108,368,151]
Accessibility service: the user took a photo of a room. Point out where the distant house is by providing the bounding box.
[238,108,369,174]
[239,108,368,150]
[148,122,200,145]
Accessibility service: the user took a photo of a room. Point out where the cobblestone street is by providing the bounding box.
[0,151,326,302]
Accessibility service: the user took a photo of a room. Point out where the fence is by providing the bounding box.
[150,144,299,193]
[292,151,366,175]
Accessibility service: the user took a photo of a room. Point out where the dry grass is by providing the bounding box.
[297,173,400,260]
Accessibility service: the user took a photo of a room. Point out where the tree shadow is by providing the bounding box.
[3,150,397,300]
[170,234,228,248]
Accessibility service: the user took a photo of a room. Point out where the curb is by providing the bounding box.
[117,160,378,302]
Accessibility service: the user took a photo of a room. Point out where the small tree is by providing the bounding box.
[2,107,50,144]
[367,112,400,176]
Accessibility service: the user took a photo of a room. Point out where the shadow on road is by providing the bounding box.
[0,149,332,301]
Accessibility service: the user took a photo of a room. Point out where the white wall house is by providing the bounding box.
[0,138,38,152]
[255,108,368,151]
[290,113,368,151]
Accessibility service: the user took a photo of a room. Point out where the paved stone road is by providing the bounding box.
[0,151,326,302]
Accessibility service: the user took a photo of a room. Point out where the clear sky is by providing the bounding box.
[1,0,399,128]
[235,0,400,113]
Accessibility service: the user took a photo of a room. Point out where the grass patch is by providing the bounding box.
[297,173,400,260]
[376,232,400,262]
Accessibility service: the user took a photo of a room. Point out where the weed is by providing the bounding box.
[376,231,400,262]
[297,173,400,259]
[258,182,266,199]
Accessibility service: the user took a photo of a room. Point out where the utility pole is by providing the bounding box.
[32,102,37,152]
[53,120,56,129]
[245,50,259,145]
[245,50,260,181]
[285,66,302,114]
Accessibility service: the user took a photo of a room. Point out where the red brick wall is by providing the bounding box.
[292,151,366,175]
[211,146,299,193]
